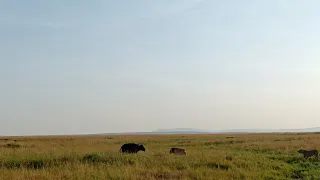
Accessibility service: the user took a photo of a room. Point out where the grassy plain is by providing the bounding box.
[0,133,320,180]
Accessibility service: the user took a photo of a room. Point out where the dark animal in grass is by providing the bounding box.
[298,149,319,159]
[169,148,186,155]
[119,143,146,153]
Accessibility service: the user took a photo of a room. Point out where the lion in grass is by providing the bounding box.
[298,149,319,159]
[169,148,186,155]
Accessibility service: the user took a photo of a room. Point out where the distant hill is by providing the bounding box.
[102,127,320,135]
[273,127,320,133]
[154,128,212,133]
[155,127,320,134]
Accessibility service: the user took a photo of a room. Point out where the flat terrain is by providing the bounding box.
[0,133,320,180]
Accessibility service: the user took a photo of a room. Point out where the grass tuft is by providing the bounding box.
[1,143,21,148]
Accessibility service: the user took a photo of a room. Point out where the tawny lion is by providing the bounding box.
[298,149,319,159]
[169,148,186,155]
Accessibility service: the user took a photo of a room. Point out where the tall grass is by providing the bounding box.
[0,133,320,179]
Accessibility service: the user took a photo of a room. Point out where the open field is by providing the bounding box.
[0,133,320,180]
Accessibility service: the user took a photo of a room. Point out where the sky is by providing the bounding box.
[1,0,320,136]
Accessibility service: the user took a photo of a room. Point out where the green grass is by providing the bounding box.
[0,133,319,179]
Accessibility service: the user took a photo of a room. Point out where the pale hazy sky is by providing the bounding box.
[1,0,320,135]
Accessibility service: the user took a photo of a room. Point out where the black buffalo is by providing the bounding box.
[119,143,146,153]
